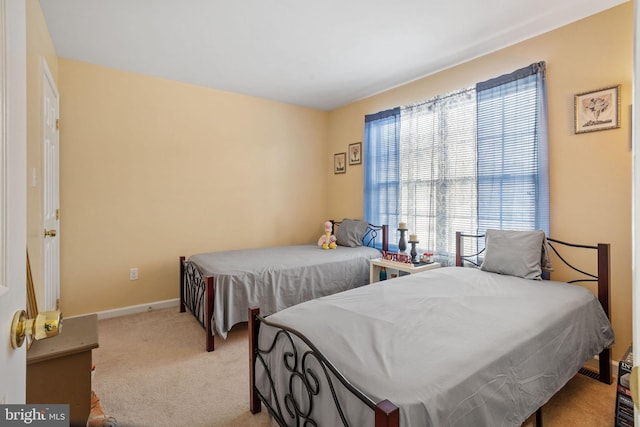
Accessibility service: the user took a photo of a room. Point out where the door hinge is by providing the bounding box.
[56,298,60,311]
[56,119,59,130]
[56,209,60,220]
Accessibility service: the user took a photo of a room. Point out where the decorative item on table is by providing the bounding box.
[408,234,419,263]
[379,267,387,281]
[398,222,408,253]
[420,252,434,264]
[381,250,412,264]
[317,221,337,250]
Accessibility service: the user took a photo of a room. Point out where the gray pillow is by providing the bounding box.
[480,229,545,280]
[335,219,369,247]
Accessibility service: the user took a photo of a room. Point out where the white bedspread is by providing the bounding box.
[188,244,381,338]
[256,266,614,427]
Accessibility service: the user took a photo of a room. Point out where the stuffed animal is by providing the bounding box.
[317,221,337,249]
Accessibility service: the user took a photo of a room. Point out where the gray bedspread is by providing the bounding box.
[256,266,614,427]
[188,244,381,338]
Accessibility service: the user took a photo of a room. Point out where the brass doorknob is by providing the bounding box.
[44,229,57,237]
[10,310,63,349]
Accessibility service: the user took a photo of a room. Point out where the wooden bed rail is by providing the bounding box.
[455,231,612,385]
[249,307,400,427]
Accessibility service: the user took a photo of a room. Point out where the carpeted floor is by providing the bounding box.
[92,307,617,427]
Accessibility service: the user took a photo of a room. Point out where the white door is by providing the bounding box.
[42,58,59,312]
[0,0,28,403]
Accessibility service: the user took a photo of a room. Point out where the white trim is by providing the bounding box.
[3,0,27,403]
[66,298,181,320]
[41,57,58,100]
[0,0,7,291]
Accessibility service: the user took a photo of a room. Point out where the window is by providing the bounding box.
[476,62,549,234]
[363,107,401,240]
[364,63,548,264]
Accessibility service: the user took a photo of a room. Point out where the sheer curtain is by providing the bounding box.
[399,88,477,261]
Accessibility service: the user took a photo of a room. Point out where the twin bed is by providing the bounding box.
[180,220,388,351]
[248,230,614,427]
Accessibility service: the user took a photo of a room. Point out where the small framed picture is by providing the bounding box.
[348,142,362,165]
[334,152,346,174]
[574,85,621,134]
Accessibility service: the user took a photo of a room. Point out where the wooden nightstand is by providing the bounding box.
[27,314,99,427]
[370,258,441,283]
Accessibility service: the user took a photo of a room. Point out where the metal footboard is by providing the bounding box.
[180,256,215,351]
[249,307,399,427]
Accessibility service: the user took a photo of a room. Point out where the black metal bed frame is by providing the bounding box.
[249,308,399,427]
[454,232,613,427]
[247,231,613,427]
[179,223,389,352]
[454,231,611,386]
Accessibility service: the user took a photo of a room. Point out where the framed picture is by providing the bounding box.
[334,152,346,174]
[348,142,362,165]
[574,85,621,134]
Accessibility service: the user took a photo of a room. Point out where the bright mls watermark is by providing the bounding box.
[0,405,68,426]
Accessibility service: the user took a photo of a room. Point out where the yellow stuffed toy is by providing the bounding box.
[317,221,337,249]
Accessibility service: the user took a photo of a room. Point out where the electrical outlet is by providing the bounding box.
[129,267,139,281]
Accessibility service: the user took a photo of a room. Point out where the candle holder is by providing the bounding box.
[398,228,408,253]
[409,240,419,263]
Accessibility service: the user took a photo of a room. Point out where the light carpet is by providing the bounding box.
[92,307,617,427]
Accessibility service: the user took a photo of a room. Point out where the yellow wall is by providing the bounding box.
[57,59,329,316]
[327,3,633,360]
[26,0,58,308]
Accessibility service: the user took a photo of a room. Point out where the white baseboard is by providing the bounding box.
[89,298,181,320]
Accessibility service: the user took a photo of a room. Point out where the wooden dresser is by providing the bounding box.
[26,314,99,427]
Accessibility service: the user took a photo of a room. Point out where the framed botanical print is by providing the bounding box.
[348,142,362,165]
[574,85,621,134]
[334,152,346,174]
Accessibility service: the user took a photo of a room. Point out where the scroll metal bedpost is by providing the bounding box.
[179,256,186,313]
[248,307,262,415]
[597,243,612,384]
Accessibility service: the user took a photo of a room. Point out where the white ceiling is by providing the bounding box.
[39,0,628,111]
